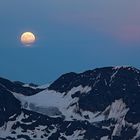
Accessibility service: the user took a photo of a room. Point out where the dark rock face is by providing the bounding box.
[1,66,140,140]
[0,84,21,127]
[49,66,140,122]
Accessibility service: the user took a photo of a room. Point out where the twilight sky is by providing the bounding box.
[1,0,140,84]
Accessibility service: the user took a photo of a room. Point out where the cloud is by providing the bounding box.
[116,25,140,42]
[47,1,140,44]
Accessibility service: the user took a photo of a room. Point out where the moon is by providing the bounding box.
[20,32,36,46]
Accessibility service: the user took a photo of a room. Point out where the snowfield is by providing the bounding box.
[13,86,94,120]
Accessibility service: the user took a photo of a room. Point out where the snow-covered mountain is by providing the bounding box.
[1,66,140,140]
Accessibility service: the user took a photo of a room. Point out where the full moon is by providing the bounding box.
[20,32,36,46]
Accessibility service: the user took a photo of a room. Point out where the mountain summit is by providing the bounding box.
[0,66,140,140]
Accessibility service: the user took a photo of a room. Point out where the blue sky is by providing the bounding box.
[1,0,140,84]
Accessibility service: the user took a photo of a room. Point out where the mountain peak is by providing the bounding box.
[48,66,140,92]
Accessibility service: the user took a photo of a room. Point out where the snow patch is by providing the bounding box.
[101,136,108,140]
[108,99,129,120]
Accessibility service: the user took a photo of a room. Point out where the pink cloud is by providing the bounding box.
[116,25,140,42]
